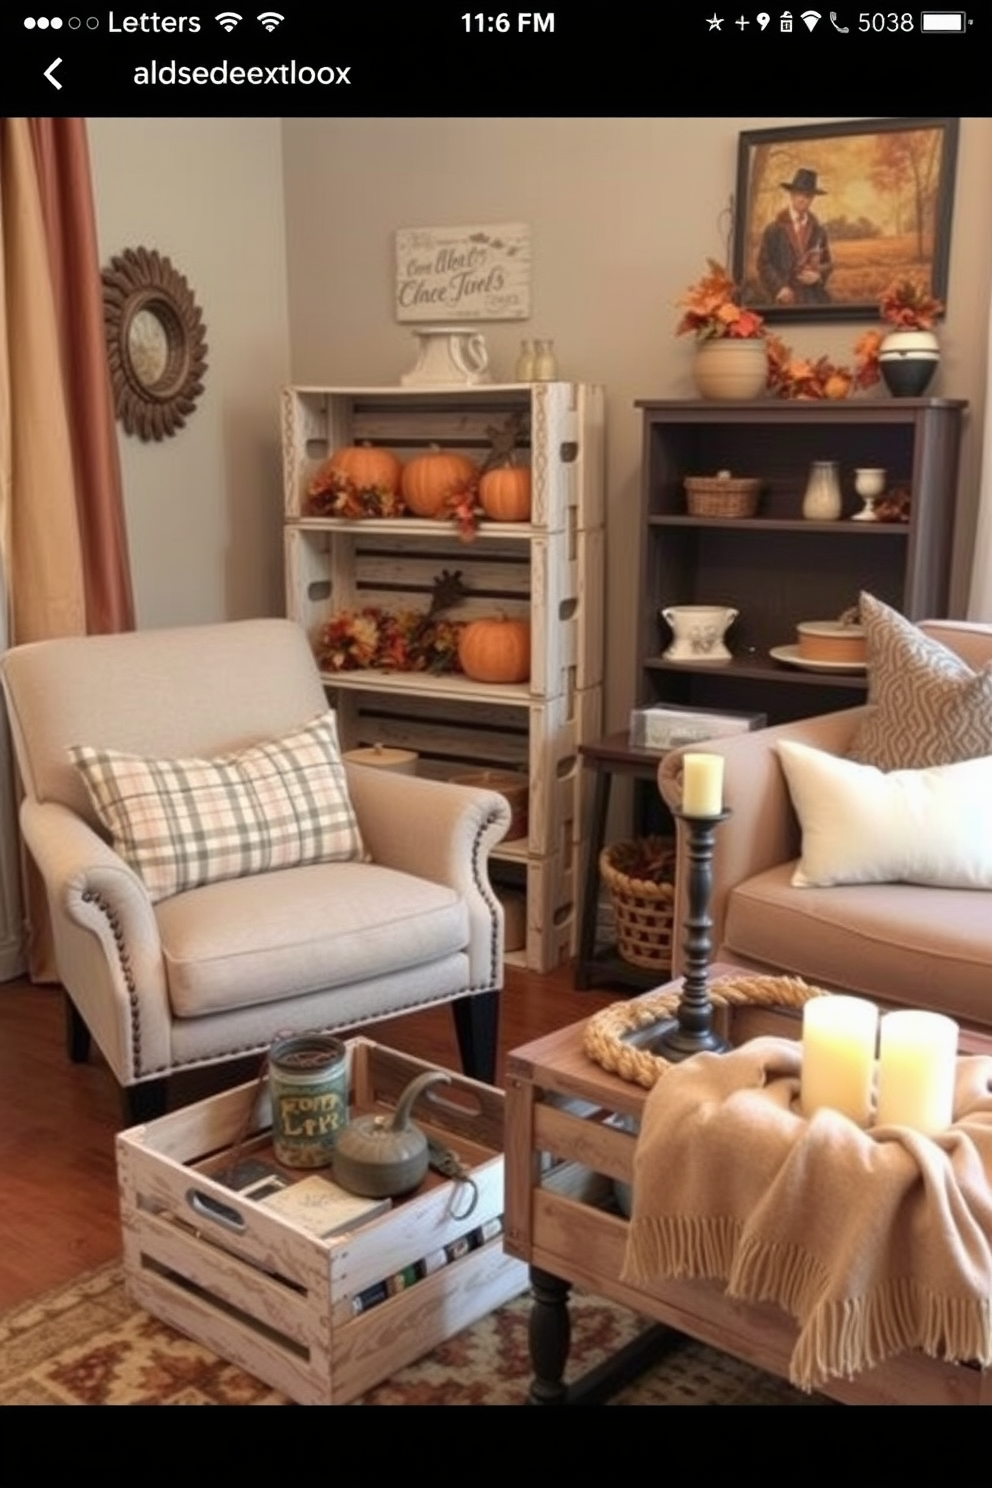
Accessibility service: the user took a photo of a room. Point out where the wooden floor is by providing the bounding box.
[0,964,627,1313]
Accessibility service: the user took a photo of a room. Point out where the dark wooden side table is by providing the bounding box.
[575,731,671,991]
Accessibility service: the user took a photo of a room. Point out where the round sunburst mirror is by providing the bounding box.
[102,246,208,441]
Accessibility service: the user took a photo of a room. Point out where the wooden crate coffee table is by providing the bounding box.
[503,980,992,1406]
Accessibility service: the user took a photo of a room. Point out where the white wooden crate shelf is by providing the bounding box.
[281,382,605,973]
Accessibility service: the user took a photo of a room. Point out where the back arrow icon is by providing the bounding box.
[45,58,62,89]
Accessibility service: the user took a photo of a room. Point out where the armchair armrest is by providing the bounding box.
[658,706,868,971]
[345,766,512,987]
[19,798,173,1080]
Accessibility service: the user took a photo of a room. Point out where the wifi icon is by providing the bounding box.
[800,8,822,28]
[258,10,284,28]
[215,10,242,30]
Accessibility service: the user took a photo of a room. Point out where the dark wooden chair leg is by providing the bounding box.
[65,994,92,1064]
[452,990,499,1085]
[122,1078,168,1126]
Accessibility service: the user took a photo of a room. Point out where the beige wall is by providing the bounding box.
[88,116,291,629]
[283,116,992,730]
[88,116,991,734]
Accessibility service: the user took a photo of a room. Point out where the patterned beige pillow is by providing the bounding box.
[70,711,366,903]
[847,593,992,771]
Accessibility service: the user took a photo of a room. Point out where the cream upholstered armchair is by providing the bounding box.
[1,619,511,1120]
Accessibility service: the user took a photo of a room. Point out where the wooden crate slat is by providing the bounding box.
[572,382,606,532]
[524,847,577,972]
[576,527,605,689]
[341,704,530,775]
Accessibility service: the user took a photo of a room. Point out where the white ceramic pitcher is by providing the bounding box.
[661,605,738,663]
[400,326,491,386]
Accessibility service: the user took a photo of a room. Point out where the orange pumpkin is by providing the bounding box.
[479,465,532,523]
[316,443,403,495]
[458,616,531,684]
[401,450,479,518]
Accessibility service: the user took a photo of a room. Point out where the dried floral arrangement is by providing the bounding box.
[675,259,766,341]
[765,277,944,400]
[316,571,468,675]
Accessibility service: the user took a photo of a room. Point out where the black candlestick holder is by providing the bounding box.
[650,807,733,1063]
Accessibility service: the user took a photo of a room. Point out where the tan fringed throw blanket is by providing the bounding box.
[621,1036,992,1391]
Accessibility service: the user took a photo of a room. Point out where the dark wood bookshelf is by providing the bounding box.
[635,397,967,726]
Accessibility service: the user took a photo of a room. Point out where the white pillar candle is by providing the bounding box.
[876,1010,959,1135]
[342,744,418,775]
[801,995,878,1126]
[681,752,724,816]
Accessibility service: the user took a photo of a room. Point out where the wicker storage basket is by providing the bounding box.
[599,837,677,972]
[684,475,761,518]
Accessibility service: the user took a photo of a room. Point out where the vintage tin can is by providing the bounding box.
[268,1034,348,1169]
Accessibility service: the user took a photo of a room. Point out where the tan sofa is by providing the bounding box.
[658,620,992,1033]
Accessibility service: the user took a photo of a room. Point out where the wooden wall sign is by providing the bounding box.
[394,223,531,322]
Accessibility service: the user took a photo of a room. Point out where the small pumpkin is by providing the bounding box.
[314,443,403,496]
[479,464,532,523]
[458,616,531,684]
[401,449,479,518]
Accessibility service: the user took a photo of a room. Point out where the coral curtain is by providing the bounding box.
[0,117,135,979]
[26,119,135,637]
[968,293,992,620]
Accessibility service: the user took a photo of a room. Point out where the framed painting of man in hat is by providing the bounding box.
[732,118,958,321]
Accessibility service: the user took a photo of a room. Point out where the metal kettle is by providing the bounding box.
[332,1069,450,1198]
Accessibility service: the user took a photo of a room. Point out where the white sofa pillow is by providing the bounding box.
[776,739,992,889]
[70,710,366,903]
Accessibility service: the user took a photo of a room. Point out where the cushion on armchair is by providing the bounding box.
[69,710,366,903]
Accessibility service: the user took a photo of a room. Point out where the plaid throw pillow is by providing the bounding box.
[70,711,366,903]
[847,593,992,772]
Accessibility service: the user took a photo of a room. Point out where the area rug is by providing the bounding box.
[0,1261,832,1405]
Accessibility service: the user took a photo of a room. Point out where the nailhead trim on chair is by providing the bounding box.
[80,888,147,1076]
[472,807,505,993]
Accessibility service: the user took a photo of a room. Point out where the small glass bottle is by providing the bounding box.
[533,338,558,381]
[515,339,535,381]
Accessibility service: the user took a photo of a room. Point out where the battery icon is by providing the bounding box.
[920,11,966,29]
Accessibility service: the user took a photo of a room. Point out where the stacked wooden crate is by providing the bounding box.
[281,382,605,972]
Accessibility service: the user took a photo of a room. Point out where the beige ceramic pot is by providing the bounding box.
[693,339,767,401]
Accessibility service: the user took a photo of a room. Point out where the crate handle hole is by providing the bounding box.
[307,580,331,603]
[560,441,578,464]
[186,1187,248,1234]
